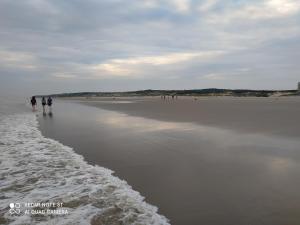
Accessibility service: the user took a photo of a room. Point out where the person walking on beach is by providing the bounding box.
[30,96,37,111]
[41,97,46,114]
[47,96,53,113]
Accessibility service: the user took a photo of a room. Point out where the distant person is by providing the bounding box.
[30,96,37,111]
[41,97,46,114]
[47,97,53,113]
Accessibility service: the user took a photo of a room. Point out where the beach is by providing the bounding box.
[38,97,300,225]
[0,99,169,225]
[2,0,300,224]
[77,96,300,137]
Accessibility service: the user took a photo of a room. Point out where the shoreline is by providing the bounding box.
[0,111,169,224]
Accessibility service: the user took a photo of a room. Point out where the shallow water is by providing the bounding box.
[0,100,169,225]
[38,100,300,225]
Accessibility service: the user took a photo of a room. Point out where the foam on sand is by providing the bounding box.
[0,113,169,225]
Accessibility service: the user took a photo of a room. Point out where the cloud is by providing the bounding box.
[90,51,225,76]
[46,51,226,80]
[0,0,299,94]
[27,0,60,15]
[106,51,223,66]
[169,0,191,13]
[139,0,191,13]
[0,50,38,70]
[267,0,300,15]
[202,73,226,80]
[52,73,77,79]
[198,0,219,12]
[202,68,251,81]
[207,0,300,23]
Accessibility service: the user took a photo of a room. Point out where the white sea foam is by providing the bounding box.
[0,113,170,225]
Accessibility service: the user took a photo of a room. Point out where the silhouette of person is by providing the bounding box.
[47,97,53,113]
[41,97,46,114]
[30,96,37,111]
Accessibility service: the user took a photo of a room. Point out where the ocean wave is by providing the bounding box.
[0,113,169,225]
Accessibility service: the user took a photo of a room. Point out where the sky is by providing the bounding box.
[0,0,300,96]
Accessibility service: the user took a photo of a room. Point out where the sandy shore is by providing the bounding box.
[38,97,300,225]
[77,96,300,137]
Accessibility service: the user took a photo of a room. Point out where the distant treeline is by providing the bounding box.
[39,88,299,98]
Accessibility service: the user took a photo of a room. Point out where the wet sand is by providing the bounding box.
[78,96,300,138]
[38,97,300,225]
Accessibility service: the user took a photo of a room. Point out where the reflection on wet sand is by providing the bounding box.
[97,111,195,132]
[96,108,300,152]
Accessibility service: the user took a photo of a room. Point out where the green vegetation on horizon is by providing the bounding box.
[40,88,299,98]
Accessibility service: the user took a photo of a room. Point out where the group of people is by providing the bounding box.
[161,95,178,100]
[30,96,53,113]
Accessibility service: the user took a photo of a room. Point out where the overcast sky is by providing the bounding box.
[0,0,300,95]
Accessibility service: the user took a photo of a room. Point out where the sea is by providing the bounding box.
[0,97,169,225]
